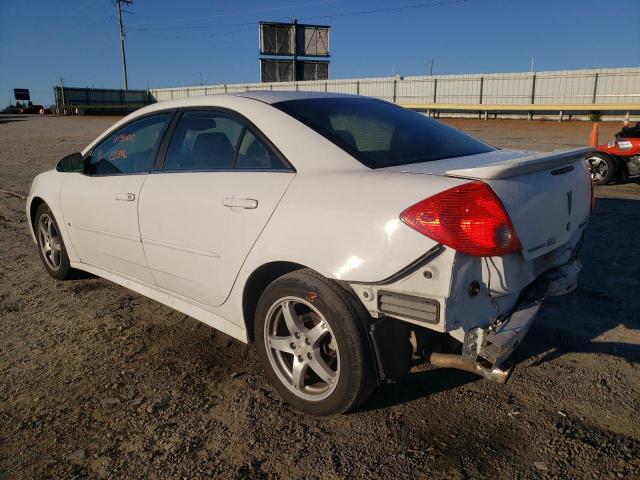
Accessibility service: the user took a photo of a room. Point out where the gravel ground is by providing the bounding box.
[1,114,639,479]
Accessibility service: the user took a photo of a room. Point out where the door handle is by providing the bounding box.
[223,197,258,209]
[115,192,135,201]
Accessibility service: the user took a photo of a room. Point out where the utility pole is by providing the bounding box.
[530,57,534,73]
[59,77,66,114]
[428,58,434,76]
[292,18,298,82]
[115,0,133,90]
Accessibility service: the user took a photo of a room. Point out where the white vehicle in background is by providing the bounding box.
[26,92,593,415]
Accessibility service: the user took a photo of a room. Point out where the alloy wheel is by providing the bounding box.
[586,156,608,183]
[37,213,62,271]
[263,297,340,401]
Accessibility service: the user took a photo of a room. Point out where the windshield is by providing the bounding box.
[273,97,494,169]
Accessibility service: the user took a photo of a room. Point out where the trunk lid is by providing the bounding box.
[382,148,593,260]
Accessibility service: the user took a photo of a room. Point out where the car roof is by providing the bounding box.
[128,90,362,120]
[131,90,360,116]
[231,90,358,104]
[82,90,363,155]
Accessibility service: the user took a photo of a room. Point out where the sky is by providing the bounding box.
[1,0,639,106]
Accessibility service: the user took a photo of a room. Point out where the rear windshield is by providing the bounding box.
[273,97,494,169]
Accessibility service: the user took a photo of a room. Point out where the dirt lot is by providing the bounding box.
[1,115,639,479]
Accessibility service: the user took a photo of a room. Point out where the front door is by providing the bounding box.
[60,112,172,284]
[138,110,294,307]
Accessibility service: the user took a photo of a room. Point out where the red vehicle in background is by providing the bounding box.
[586,122,640,185]
[18,104,44,114]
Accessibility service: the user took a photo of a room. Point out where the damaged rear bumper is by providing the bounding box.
[446,259,581,381]
[463,300,542,371]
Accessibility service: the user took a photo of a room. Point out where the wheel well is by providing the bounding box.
[29,196,45,231]
[242,261,307,342]
[605,152,619,168]
[593,151,618,164]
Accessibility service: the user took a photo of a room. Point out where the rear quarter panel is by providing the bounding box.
[240,169,467,283]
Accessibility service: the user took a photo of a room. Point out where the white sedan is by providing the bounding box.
[27,91,593,415]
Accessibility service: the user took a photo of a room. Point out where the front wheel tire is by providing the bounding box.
[34,203,75,280]
[254,269,377,415]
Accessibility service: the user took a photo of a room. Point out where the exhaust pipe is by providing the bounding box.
[429,352,512,384]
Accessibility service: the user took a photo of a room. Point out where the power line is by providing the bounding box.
[122,0,475,46]
[127,0,336,27]
[299,0,473,21]
[128,20,257,32]
[136,26,255,41]
[127,0,473,34]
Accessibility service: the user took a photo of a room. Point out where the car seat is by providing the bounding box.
[191,132,235,169]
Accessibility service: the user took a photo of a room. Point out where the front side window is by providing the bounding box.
[273,98,495,169]
[163,110,287,171]
[88,113,171,175]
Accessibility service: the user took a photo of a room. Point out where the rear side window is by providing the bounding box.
[164,111,243,170]
[234,129,283,170]
[89,113,171,175]
[273,98,494,169]
[163,110,287,171]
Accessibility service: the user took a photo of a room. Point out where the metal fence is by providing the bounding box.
[54,86,152,114]
[150,67,640,115]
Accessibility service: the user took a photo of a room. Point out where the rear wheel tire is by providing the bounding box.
[586,153,617,185]
[254,269,377,415]
[35,203,75,280]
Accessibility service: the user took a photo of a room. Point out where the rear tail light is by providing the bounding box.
[400,181,522,257]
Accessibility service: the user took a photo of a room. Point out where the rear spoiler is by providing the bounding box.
[446,147,594,180]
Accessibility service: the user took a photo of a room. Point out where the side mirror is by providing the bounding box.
[56,152,85,173]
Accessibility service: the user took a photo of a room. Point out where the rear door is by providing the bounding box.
[60,112,172,283]
[138,109,295,307]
